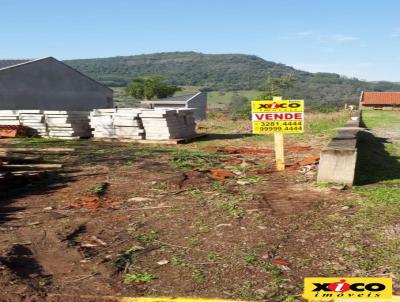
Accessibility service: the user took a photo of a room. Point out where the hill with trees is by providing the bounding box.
[65,52,400,107]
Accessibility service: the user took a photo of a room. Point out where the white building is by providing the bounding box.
[141,92,207,120]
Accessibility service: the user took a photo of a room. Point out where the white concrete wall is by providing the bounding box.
[317,111,361,186]
[187,92,207,120]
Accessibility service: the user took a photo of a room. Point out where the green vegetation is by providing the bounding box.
[258,74,296,100]
[124,272,156,284]
[229,75,306,118]
[243,254,259,265]
[206,252,219,262]
[93,181,109,195]
[192,270,206,284]
[113,246,143,272]
[207,90,260,110]
[355,111,400,185]
[361,110,400,129]
[236,281,267,301]
[171,150,220,170]
[337,110,400,274]
[125,76,181,100]
[112,86,139,107]
[65,51,400,108]
[138,230,160,243]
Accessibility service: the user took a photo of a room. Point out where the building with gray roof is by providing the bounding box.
[0,57,113,110]
[140,92,207,120]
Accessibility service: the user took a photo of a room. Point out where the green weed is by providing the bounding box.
[262,262,283,276]
[138,230,159,243]
[124,271,156,284]
[221,202,244,219]
[171,256,189,267]
[192,270,206,284]
[355,187,400,204]
[282,295,300,302]
[207,252,220,262]
[188,236,200,247]
[113,246,143,272]
[243,254,258,265]
[171,150,220,170]
[150,182,168,190]
[236,281,265,301]
[93,182,109,195]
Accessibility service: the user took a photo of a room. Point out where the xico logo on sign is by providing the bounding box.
[303,278,392,300]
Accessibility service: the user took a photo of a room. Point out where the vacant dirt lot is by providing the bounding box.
[1,111,399,302]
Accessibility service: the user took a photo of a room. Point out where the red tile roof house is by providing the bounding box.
[360,91,400,110]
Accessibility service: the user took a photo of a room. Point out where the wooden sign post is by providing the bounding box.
[272,96,285,171]
[274,132,285,171]
[251,96,304,172]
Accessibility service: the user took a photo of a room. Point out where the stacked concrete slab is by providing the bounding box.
[0,110,20,126]
[140,108,196,140]
[89,108,196,141]
[113,108,144,139]
[89,109,116,138]
[90,108,145,139]
[19,110,48,137]
[44,111,91,139]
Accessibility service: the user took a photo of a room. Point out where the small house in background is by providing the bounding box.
[140,92,207,120]
[0,57,113,110]
[360,91,400,110]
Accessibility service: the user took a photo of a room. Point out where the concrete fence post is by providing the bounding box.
[317,111,363,186]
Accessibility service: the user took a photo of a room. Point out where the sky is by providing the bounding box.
[1,0,400,81]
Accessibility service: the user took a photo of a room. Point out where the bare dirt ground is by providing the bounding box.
[2,112,398,302]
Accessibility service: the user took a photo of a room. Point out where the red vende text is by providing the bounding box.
[254,113,303,121]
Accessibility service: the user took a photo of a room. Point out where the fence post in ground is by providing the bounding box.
[317,111,363,186]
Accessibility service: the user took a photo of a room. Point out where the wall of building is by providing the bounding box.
[151,104,183,110]
[362,104,400,110]
[140,92,207,120]
[0,57,113,110]
[187,92,207,120]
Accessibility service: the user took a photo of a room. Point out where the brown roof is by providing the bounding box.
[362,92,400,105]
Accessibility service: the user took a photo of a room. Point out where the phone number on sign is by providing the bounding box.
[258,126,303,132]
[258,121,303,126]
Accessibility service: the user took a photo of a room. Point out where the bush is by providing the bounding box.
[228,95,251,118]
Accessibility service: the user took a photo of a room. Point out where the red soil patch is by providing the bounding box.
[286,146,312,152]
[206,146,274,154]
[289,156,320,170]
[208,168,236,180]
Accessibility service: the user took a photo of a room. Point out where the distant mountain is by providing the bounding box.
[65,52,400,106]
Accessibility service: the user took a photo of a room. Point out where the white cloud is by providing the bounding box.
[331,34,358,41]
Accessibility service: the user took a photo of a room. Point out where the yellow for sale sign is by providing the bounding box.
[252,100,304,134]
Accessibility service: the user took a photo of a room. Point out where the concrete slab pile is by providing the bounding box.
[89,109,117,138]
[19,110,48,137]
[113,108,144,139]
[0,110,20,126]
[139,108,196,140]
[44,111,91,139]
